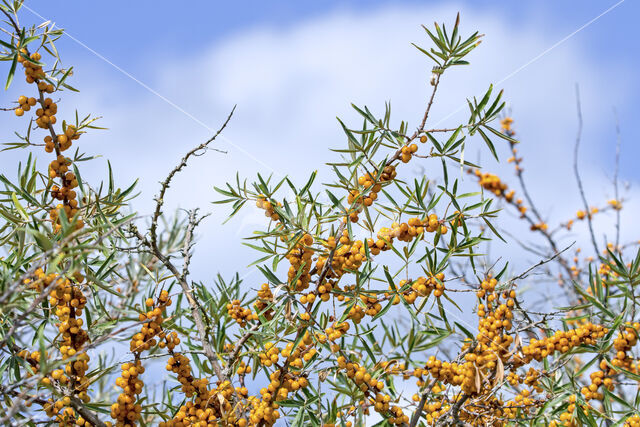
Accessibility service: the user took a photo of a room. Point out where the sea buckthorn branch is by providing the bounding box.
[132,227,224,382]
[497,117,630,319]
[0,8,176,425]
[213,27,514,423]
[468,166,583,294]
[0,213,138,351]
[5,22,97,426]
[503,118,625,250]
[5,342,107,427]
[408,14,482,142]
[500,116,545,225]
[0,384,54,425]
[110,291,173,424]
[140,108,236,384]
[555,203,620,233]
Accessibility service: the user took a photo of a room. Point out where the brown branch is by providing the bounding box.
[408,377,438,427]
[223,323,260,378]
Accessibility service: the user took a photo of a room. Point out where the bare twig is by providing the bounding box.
[149,106,235,251]
[181,208,209,281]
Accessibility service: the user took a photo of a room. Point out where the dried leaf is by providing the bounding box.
[494,356,504,386]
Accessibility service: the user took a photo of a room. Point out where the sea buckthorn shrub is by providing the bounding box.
[0,4,638,427]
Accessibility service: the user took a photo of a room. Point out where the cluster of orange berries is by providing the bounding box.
[342,297,366,324]
[16,48,84,234]
[166,353,198,395]
[309,215,447,312]
[17,50,45,83]
[358,291,383,317]
[253,283,274,320]
[160,377,247,426]
[299,290,318,305]
[612,323,639,371]
[236,360,252,376]
[22,268,90,425]
[500,117,514,134]
[324,321,350,348]
[411,273,446,298]
[316,233,366,280]
[41,396,89,426]
[400,143,419,163]
[227,299,258,326]
[548,394,590,427]
[417,398,449,425]
[425,354,480,395]
[131,292,173,352]
[164,354,250,425]
[335,356,408,424]
[249,363,313,425]
[608,198,622,210]
[625,414,640,427]
[111,290,172,425]
[286,233,314,291]
[377,215,446,246]
[235,333,316,426]
[346,165,396,222]
[111,361,145,424]
[261,369,310,402]
[13,94,37,116]
[256,195,280,221]
[30,268,91,412]
[353,174,382,204]
[34,96,58,129]
[520,323,607,363]
[581,323,640,402]
[46,125,80,153]
[382,274,445,307]
[247,378,283,425]
[259,342,281,367]
[565,206,600,230]
[474,170,508,198]
[48,155,72,179]
[470,169,527,217]
[48,155,83,231]
[314,277,336,303]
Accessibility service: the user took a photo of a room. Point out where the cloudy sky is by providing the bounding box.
[2,0,638,292]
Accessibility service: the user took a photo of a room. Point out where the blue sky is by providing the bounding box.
[2,0,639,410]
[2,0,639,287]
